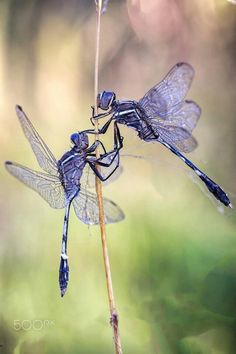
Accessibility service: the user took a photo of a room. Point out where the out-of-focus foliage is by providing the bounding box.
[0,1,236,353]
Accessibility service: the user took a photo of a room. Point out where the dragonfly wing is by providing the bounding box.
[172,135,198,153]
[5,161,65,208]
[15,105,58,175]
[155,125,198,153]
[79,164,97,188]
[139,63,194,118]
[155,100,201,133]
[102,164,123,186]
[72,188,125,225]
[80,155,123,188]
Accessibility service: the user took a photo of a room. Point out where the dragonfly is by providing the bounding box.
[89,62,232,208]
[5,105,124,297]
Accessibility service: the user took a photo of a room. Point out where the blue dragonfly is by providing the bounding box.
[89,62,231,208]
[5,105,124,296]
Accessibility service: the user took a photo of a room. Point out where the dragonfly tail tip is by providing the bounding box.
[15,104,23,112]
[60,289,67,297]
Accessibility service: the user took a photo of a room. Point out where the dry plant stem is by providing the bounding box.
[94,2,123,354]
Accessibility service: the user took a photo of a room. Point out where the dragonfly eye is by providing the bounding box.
[70,133,80,146]
[97,91,116,111]
[71,132,89,150]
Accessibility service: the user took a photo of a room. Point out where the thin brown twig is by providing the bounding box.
[93,1,123,354]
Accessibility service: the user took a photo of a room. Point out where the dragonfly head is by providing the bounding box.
[97,91,116,111]
[70,132,89,150]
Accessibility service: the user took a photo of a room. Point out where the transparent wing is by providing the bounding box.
[15,105,58,175]
[103,164,123,186]
[172,136,198,153]
[154,126,198,153]
[139,63,194,118]
[79,164,96,188]
[5,161,65,208]
[151,100,201,133]
[72,188,125,225]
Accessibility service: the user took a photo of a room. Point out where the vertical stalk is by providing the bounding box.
[93,2,123,354]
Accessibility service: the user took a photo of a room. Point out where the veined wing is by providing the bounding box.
[150,100,201,134]
[171,135,198,153]
[72,188,125,225]
[15,105,58,175]
[155,126,198,153]
[139,63,194,119]
[80,153,123,188]
[5,161,65,208]
[79,164,95,188]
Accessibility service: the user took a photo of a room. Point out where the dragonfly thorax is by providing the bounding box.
[58,150,87,199]
[112,100,142,125]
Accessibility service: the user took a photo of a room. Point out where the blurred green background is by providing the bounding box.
[1,1,236,353]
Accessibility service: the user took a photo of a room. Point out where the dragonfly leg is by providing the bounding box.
[90,128,123,168]
[82,117,114,136]
[90,107,95,126]
[86,140,107,154]
[86,122,123,181]
[91,107,113,120]
[87,143,121,181]
[95,151,119,167]
[85,123,123,161]
[98,117,114,134]
[90,105,114,129]
[98,140,107,154]
[88,158,119,181]
[113,122,123,150]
